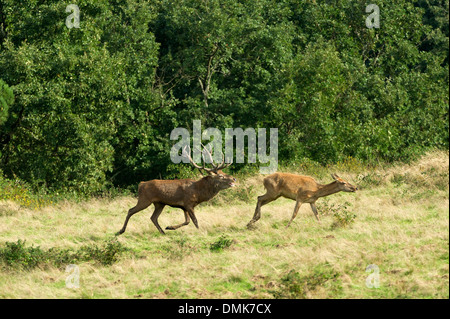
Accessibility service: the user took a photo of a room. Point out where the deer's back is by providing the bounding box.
[264,172,320,199]
[138,179,195,205]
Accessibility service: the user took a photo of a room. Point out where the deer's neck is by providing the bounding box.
[194,178,221,203]
[315,181,341,198]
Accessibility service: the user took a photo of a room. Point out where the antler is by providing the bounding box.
[182,144,231,174]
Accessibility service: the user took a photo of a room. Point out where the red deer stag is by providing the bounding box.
[247,173,357,228]
[118,147,235,235]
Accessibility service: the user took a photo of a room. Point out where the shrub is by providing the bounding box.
[271,265,341,299]
[356,172,385,189]
[0,173,52,209]
[0,238,127,270]
[78,238,127,266]
[0,240,48,270]
[317,199,357,229]
[330,201,357,229]
[209,234,233,252]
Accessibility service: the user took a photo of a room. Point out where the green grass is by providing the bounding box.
[0,151,448,298]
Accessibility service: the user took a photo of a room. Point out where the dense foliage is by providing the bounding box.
[0,79,13,127]
[0,0,448,194]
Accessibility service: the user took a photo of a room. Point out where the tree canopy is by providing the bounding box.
[0,0,448,193]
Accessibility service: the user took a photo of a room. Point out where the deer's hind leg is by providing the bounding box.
[166,210,191,231]
[247,192,280,228]
[118,198,152,235]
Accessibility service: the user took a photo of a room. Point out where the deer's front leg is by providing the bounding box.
[186,208,199,229]
[310,203,321,223]
[166,210,191,230]
[150,203,166,235]
[286,199,302,228]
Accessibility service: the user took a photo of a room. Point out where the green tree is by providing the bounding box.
[0,79,13,125]
[0,0,160,193]
[154,0,295,129]
[0,0,448,193]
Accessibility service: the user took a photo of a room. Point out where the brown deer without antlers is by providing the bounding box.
[117,147,235,235]
[247,173,357,228]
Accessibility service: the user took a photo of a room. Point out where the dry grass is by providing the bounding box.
[0,151,448,298]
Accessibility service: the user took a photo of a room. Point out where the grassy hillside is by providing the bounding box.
[0,151,448,298]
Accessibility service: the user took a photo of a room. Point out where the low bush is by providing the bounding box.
[209,234,233,252]
[0,238,126,270]
[271,265,341,299]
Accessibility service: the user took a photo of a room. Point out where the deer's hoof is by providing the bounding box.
[246,221,257,229]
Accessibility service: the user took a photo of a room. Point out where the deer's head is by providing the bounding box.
[204,169,236,191]
[331,174,358,192]
[183,145,236,190]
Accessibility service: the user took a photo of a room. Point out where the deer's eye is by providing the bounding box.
[218,174,224,178]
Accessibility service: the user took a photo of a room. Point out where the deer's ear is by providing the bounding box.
[332,173,345,183]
